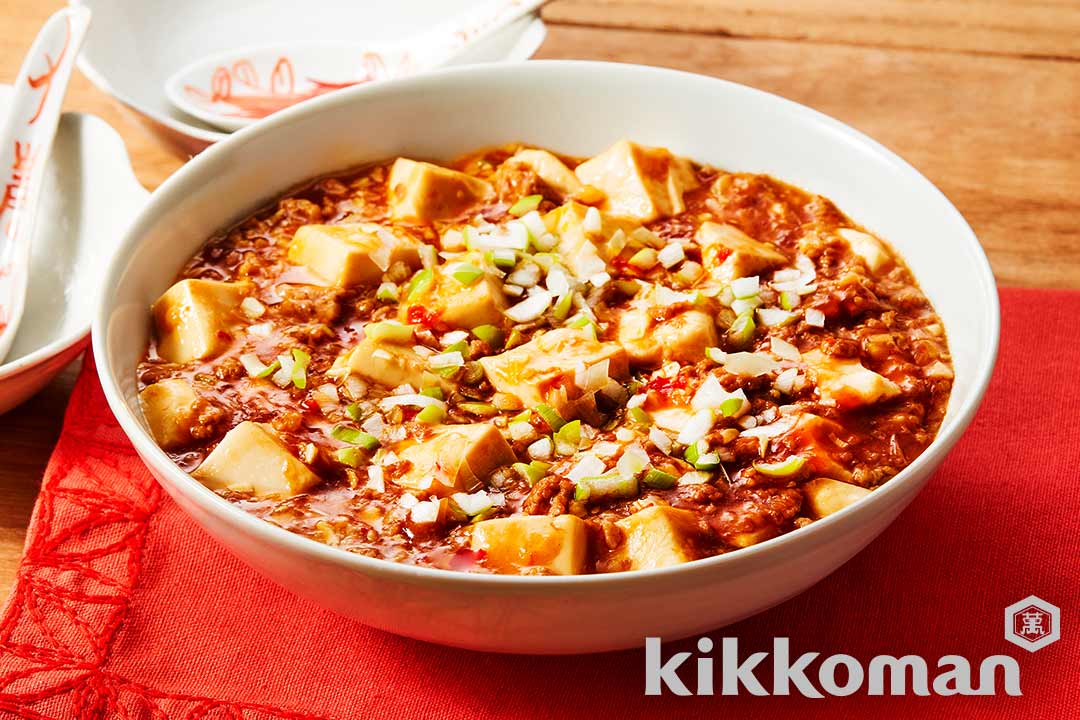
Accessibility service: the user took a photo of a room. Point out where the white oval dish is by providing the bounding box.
[93,62,999,654]
[71,0,548,157]
[0,84,147,415]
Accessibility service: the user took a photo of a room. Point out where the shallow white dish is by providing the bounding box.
[94,62,999,654]
[72,0,548,157]
[0,84,146,415]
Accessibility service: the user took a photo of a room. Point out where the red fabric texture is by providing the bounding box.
[0,286,1076,719]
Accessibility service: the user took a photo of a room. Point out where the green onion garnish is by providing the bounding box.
[420,386,444,400]
[719,397,744,418]
[291,349,311,389]
[780,291,800,311]
[255,359,281,379]
[376,282,399,303]
[331,425,380,450]
[553,420,581,455]
[513,460,550,485]
[345,402,362,421]
[365,321,414,344]
[642,469,677,489]
[753,455,807,478]
[415,404,446,424]
[727,312,756,348]
[552,292,573,320]
[405,268,434,302]
[508,194,542,217]
[574,475,639,502]
[535,403,566,431]
[472,324,505,348]
[443,340,469,359]
[451,264,484,286]
[335,448,363,468]
[628,407,652,425]
[458,402,498,418]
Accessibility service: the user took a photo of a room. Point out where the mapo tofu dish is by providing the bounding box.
[138,140,953,575]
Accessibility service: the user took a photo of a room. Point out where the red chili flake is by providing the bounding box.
[406,304,440,329]
[302,398,321,414]
[402,407,420,422]
[645,373,688,400]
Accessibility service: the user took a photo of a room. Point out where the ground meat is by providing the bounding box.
[277,285,342,325]
[189,401,227,441]
[523,477,574,516]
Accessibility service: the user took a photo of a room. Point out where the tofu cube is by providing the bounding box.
[803,350,901,409]
[478,328,630,420]
[287,223,422,286]
[785,413,854,482]
[152,279,250,363]
[803,477,872,518]
[574,140,698,222]
[507,148,583,199]
[470,514,587,575]
[388,158,493,222]
[400,259,507,329]
[617,301,717,367]
[837,228,894,275]
[192,421,321,498]
[139,378,199,450]
[395,423,516,496]
[697,222,787,281]
[727,526,779,549]
[602,505,703,571]
[335,336,429,390]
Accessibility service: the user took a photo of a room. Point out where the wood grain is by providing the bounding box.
[0,0,1078,602]
[536,25,1080,290]
[545,0,1080,59]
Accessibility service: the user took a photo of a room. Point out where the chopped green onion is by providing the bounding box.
[684,441,720,470]
[727,312,756,348]
[554,420,582,455]
[415,404,446,424]
[420,386,444,400]
[780,290,800,311]
[290,349,311,389]
[513,460,550,485]
[511,409,532,424]
[753,455,807,478]
[451,263,484,286]
[458,402,498,418]
[509,194,543,217]
[706,347,727,364]
[568,315,599,340]
[719,397,744,418]
[405,268,434,301]
[335,447,363,468]
[376,282,399,303]
[628,248,659,271]
[574,475,639,503]
[255,359,281,379]
[365,321,414,344]
[506,328,525,349]
[345,402,362,421]
[491,248,517,268]
[642,468,677,489]
[535,403,566,431]
[331,425,380,450]
[472,324,504,348]
[628,407,652,426]
[552,292,574,320]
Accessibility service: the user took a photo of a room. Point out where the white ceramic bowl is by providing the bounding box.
[93,62,999,654]
[72,0,548,157]
[0,85,146,415]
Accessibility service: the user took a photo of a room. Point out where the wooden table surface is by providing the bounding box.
[0,0,1076,600]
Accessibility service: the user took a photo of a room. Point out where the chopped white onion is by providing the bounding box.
[731,296,762,316]
[527,436,553,460]
[248,322,273,338]
[616,443,650,477]
[770,337,801,361]
[614,427,635,442]
[574,359,610,393]
[690,375,728,410]
[509,420,537,442]
[722,352,780,377]
[583,206,603,234]
[440,330,469,347]
[649,426,673,454]
[506,263,542,288]
[657,243,686,268]
[504,290,553,322]
[626,393,647,409]
[366,466,385,493]
[775,367,799,394]
[271,353,294,388]
[428,351,465,369]
[398,492,418,509]
[240,296,266,319]
[738,416,758,430]
[520,210,547,240]
[567,453,606,482]
[588,271,611,288]
[410,499,441,524]
[591,441,621,458]
[452,491,496,516]
[677,471,711,486]
[757,307,797,327]
[740,415,797,439]
[805,308,826,327]
[361,413,385,436]
[730,276,760,299]
[503,284,525,297]
[239,353,269,377]
[677,409,716,445]
[546,266,572,296]
[441,228,465,251]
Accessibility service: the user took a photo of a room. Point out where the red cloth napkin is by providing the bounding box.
[0,286,1076,719]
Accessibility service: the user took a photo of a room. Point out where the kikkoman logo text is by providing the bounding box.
[644,638,1021,697]
[645,596,1060,697]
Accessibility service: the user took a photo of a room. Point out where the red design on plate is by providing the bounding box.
[184,55,364,120]
[25,16,72,125]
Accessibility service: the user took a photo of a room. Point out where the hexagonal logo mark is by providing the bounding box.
[1005,596,1060,652]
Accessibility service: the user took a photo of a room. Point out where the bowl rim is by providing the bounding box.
[92,60,1001,589]
[69,0,549,145]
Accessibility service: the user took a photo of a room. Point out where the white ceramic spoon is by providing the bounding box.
[0,6,91,365]
[165,0,548,132]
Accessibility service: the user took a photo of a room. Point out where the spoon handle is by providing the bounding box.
[412,0,549,68]
[0,6,91,361]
